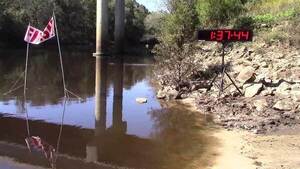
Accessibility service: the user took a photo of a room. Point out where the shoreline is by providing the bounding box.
[180,97,300,169]
[0,157,46,169]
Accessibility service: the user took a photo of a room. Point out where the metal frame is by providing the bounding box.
[209,42,243,97]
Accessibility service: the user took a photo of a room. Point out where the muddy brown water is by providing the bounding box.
[0,48,215,169]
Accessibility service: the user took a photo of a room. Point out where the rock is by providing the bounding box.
[261,23,268,28]
[290,68,300,82]
[190,91,202,98]
[166,89,179,100]
[292,91,300,102]
[274,53,284,59]
[230,87,240,97]
[261,61,268,68]
[277,82,291,92]
[273,100,293,111]
[180,93,189,99]
[292,84,300,91]
[252,129,264,134]
[253,98,268,111]
[244,83,263,97]
[237,66,256,84]
[198,88,208,93]
[275,82,292,97]
[136,98,147,104]
[256,74,266,82]
[261,87,275,96]
[160,86,179,100]
[156,90,166,99]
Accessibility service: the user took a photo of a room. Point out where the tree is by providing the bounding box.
[196,0,245,27]
[153,0,200,95]
[124,0,149,44]
[159,0,198,48]
[144,12,165,35]
[0,0,148,45]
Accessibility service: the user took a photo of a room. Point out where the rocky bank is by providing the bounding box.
[156,39,300,134]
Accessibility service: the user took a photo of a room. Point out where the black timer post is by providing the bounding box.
[198,29,253,97]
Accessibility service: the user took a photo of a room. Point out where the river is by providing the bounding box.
[0,48,214,169]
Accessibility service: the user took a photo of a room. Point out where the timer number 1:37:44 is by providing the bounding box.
[210,30,250,41]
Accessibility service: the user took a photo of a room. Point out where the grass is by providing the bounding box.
[238,0,300,45]
[253,8,299,24]
[246,0,300,24]
[261,29,289,44]
[247,0,300,15]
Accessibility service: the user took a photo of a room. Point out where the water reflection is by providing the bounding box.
[94,57,108,136]
[0,49,151,106]
[0,50,157,137]
[0,50,215,169]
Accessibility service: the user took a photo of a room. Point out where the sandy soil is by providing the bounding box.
[0,157,47,169]
[181,98,300,169]
[208,130,257,169]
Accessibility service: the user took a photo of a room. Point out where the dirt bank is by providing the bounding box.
[0,157,46,169]
[209,129,300,169]
[181,98,300,169]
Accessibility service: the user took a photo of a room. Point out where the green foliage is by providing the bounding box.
[0,0,148,45]
[153,0,200,91]
[144,12,165,35]
[159,0,198,48]
[124,0,149,43]
[246,0,300,15]
[289,17,300,47]
[234,16,255,29]
[196,0,245,26]
[253,9,299,24]
[153,43,200,91]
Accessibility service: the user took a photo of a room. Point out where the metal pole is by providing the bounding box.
[53,13,67,98]
[24,41,30,137]
[225,71,243,95]
[219,42,226,97]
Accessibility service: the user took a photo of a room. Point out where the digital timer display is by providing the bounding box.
[198,29,253,42]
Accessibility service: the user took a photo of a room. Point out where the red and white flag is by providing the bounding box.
[24,17,55,45]
[40,17,55,43]
[24,26,44,45]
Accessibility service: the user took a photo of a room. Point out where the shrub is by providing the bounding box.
[153,43,200,91]
[196,0,245,27]
[234,16,255,29]
[253,9,298,24]
[153,0,200,91]
[159,0,198,48]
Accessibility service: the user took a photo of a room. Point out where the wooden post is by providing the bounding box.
[114,0,125,54]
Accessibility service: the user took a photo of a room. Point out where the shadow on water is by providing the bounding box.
[0,49,218,169]
[148,104,217,169]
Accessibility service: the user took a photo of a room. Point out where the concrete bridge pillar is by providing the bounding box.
[94,0,109,136]
[95,0,109,55]
[114,0,125,53]
[94,58,107,136]
[112,58,126,134]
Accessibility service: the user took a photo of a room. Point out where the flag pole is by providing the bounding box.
[53,12,67,98]
[52,12,67,169]
[24,23,31,138]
